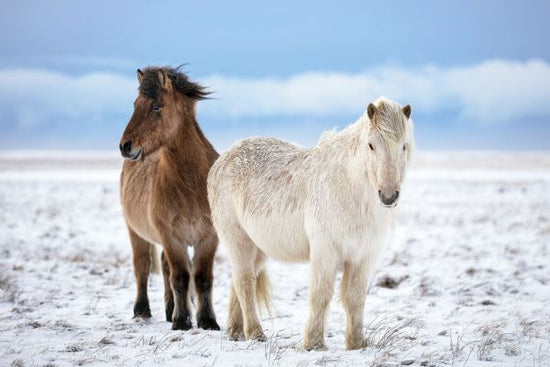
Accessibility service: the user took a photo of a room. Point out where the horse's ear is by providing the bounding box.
[367,103,377,121]
[137,69,143,83]
[402,104,412,119]
[157,70,172,91]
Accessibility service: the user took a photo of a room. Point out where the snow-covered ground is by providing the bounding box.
[0,151,548,367]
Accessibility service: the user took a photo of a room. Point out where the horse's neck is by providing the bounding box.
[311,120,375,196]
[161,115,217,174]
[310,120,362,169]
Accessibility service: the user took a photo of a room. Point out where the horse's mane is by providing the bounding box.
[317,97,409,149]
[317,127,338,146]
[139,66,210,100]
[371,97,408,143]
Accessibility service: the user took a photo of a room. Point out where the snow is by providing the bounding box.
[0,151,548,367]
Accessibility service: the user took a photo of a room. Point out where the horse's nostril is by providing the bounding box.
[120,141,132,154]
[378,190,399,205]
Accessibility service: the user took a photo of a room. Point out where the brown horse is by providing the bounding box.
[119,66,220,330]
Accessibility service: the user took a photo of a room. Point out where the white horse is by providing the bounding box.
[207,97,415,350]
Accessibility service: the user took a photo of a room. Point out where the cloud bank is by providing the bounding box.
[204,59,550,123]
[0,69,136,131]
[0,59,549,134]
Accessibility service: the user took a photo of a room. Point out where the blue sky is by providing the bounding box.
[1,1,549,150]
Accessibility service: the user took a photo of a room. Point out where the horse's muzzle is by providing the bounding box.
[378,190,399,208]
[119,140,143,161]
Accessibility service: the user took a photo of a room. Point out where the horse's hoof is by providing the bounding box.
[304,341,327,351]
[247,330,267,342]
[345,337,366,350]
[133,311,152,319]
[133,308,151,319]
[227,324,245,340]
[133,300,152,319]
[171,316,192,330]
[227,330,245,341]
[197,317,220,331]
[133,312,152,320]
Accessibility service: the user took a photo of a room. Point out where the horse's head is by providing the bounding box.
[364,98,414,208]
[119,66,209,161]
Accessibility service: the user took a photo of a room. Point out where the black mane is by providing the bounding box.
[139,66,210,100]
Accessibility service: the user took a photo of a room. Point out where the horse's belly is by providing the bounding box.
[241,214,310,262]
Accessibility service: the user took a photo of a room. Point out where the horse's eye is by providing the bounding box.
[152,103,162,112]
[368,143,374,151]
[403,144,407,151]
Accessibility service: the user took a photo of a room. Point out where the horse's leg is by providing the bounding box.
[341,261,368,350]
[225,229,265,341]
[233,267,265,340]
[161,238,193,330]
[193,233,220,330]
[127,227,152,318]
[304,250,337,351]
[227,282,244,340]
[226,250,267,340]
[161,251,174,322]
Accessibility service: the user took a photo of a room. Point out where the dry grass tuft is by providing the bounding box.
[0,266,20,303]
[264,333,287,366]
[365,318,417,350]
[363,317,419,367]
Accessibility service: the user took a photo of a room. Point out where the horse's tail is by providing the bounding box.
[256,268,273,316]
[150,244,161,275]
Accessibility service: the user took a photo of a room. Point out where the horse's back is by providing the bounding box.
[214,136,304,171]
[209,136,306,209]
[208,137,311,262]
